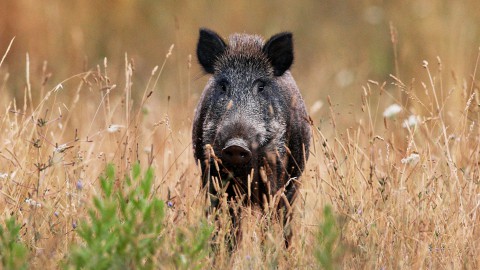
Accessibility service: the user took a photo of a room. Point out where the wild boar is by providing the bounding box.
[192,28,311,246]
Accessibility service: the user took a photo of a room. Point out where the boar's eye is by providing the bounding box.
[255,80,266,92]
[258,82,265,92]
[218,80,228,92]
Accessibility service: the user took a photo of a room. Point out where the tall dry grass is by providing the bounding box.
[1,33,480,268]
[1,1,480,269]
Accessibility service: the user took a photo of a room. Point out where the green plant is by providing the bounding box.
[0,217,29,270]
[66,163,165,270]
[66,163,213,270]
[315,205,344,270]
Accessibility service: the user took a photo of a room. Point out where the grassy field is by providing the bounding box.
[1,1,480,269]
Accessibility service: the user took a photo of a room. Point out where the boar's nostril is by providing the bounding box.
[222,142,252,166]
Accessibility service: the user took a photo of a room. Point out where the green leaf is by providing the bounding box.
[66,163,212,270]
[0,217,29,270]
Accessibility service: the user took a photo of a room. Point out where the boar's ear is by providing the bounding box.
[197,28,227,74]
[263,32,294,76]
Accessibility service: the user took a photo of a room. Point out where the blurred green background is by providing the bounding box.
[1,0,479,125]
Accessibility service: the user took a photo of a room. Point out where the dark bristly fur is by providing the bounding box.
[193,28,311,247]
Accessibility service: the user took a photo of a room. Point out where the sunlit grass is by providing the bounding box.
[1,43,479,268]
[1,2,480,265]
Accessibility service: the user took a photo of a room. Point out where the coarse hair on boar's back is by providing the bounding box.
[192,28,311,246]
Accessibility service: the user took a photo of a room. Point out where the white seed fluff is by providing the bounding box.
[383,104,402,118]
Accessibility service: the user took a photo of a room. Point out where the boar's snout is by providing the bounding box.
[221,138,252,166]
